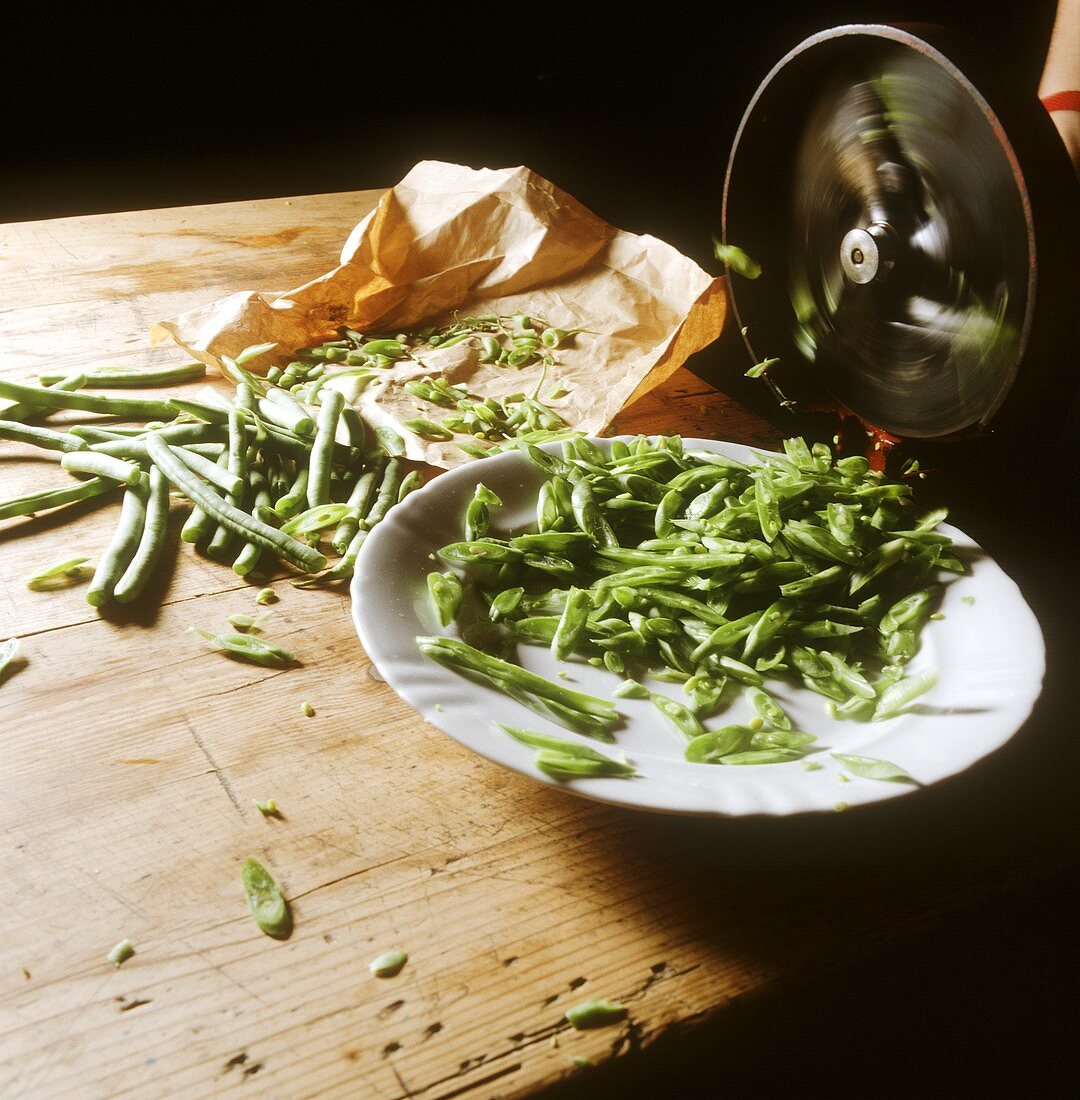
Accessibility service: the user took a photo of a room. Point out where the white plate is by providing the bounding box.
[352,437,1044,816]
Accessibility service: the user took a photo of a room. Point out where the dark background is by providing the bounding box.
[3,2,1076,1095]
[0,2,1060,253]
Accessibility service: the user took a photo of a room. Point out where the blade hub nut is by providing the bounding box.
[840,224,896,284]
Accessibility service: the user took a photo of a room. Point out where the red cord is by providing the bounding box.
[1041,90,1080,113]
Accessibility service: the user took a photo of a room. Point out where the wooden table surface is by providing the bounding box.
[1,191,1076,1100]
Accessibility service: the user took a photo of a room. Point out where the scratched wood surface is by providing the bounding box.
[0,192,1075,1100]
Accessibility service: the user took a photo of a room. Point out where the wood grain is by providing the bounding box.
[0,194,1073,1099]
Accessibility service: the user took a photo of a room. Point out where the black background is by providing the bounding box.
[3,3,1077,1095]
[0,2,1060,253]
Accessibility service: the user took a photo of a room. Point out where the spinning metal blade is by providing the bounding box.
[791,54,1026,437]
[723,25,1077,446]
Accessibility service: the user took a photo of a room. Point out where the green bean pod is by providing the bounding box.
[207,409,248,560]
[0,476,117,521]
[0,371,86,423]
[60,452,143,486]
[427,572,463,627]
[306,388,344,508]
[0,377,175,420]
[146,434,326,573]
[180,449,228,544]
[114,466,170,603]
[87,473,151,606]
[262,387,315,436]
[0,419,89,453]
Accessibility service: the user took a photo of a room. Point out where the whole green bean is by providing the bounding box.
[0,371,85,423]
[207,408,248,560]
[266,452,290,501]
[171,445,244,496]
[114,466,170,603]
[323,459,405,580]
[274,466,309,520]
[70,425,129,444]
[0,377,175,420]
[38,361,206,388]
[145,434,326,573]
[180,449,228,544]
[363,457,404,530]
[0,476,117,521]
[60,452,142,486]
[259,391,314,437]
[332,463,382,554]
[306,388,343,508]
[427,572,463,627]
[87,473,150,606]
[0,419,88,453]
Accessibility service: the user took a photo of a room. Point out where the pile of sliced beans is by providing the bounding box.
[421,435,957,769]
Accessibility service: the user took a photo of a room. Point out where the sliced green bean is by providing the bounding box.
[189,628,299,668]
[369,950,408,977]
[831,753,913,782]
[747,687,792,730]
[60,452,142,486]
[417,636,616,719]
[1,637,22,677]
[171,445,243,496]
[565,998,628,1030]
[551,587,592,661]
[240,858,292,938]
[650,691,706,740]
[685,725,752,762]
[872,669,937,720]
[25,556,92,589]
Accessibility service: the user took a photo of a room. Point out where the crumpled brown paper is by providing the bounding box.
[151,161,726,467]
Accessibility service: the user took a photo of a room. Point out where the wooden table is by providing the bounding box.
[1,191,1076,1099]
